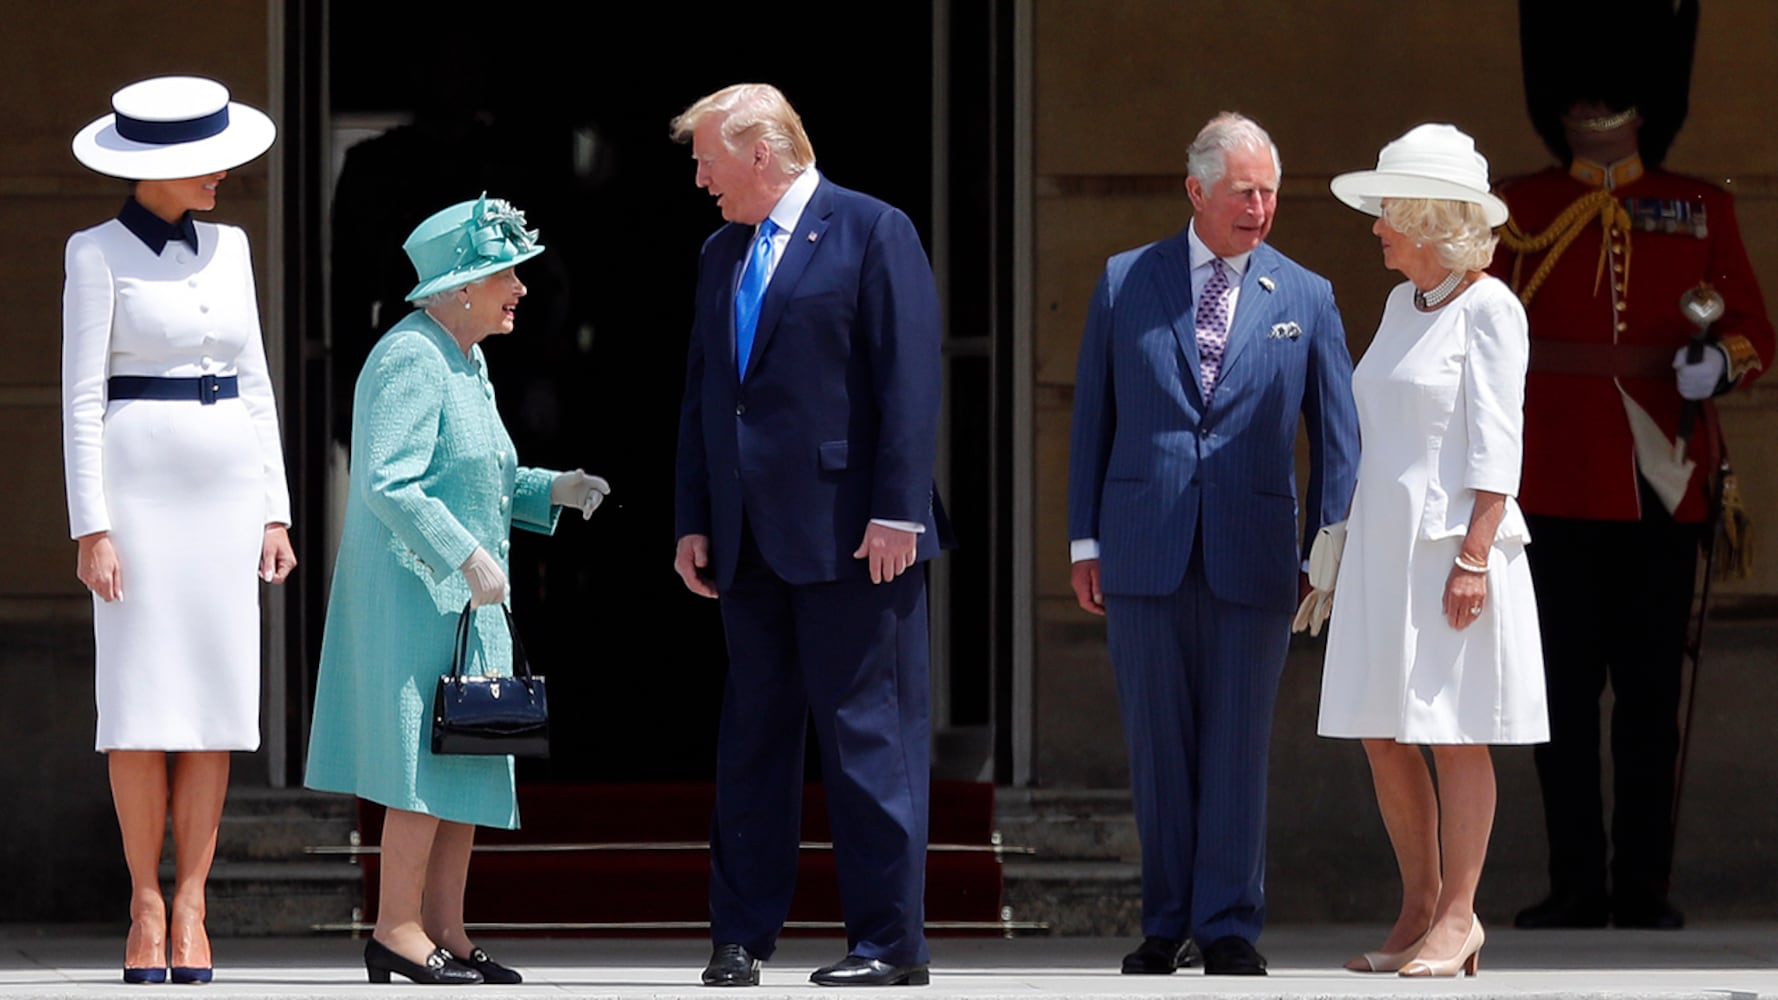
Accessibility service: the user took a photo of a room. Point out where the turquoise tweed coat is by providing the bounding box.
[305,310,559,828]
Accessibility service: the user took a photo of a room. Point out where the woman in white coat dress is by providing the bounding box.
[1318,125,1548,978]
[62,77,294,984]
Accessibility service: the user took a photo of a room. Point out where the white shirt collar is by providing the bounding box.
[765,166,821,234]
[1187,220,1253,277]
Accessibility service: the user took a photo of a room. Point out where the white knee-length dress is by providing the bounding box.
[1317,277,1548,745]
[62,215,291,751]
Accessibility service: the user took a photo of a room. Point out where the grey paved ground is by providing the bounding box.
[1,926,1774,999]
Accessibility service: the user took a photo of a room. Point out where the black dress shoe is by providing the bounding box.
[1612,895,1685,929]
[702,944,762,987]
[363,939,482,985]
[1514,891,1610,929]
[1120,936,1193,974]
[809,955,930,986]
[463,947,523,984]
[1200,935,1267,976]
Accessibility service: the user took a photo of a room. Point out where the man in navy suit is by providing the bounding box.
[670,83,942,988]
[1067,112,1359,976]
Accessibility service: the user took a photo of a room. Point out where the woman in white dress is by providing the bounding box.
[1318,125,1548,977]
[62,77,295,983]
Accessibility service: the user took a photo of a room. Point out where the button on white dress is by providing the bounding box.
[62,219,291,751]
[1317,277,1548,744]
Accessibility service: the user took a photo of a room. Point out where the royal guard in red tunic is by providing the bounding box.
[1495,0,1774,930]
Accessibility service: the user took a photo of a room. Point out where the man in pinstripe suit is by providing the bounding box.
[1067,112,1359,976]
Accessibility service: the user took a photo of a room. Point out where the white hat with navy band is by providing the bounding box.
[71,76,276,180]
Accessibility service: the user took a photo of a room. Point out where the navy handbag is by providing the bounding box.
[431,601,550,757]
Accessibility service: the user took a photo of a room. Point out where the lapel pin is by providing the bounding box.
[807,231,818,243]
[1258,276,1276,292]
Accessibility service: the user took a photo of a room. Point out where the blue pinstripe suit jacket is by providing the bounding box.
[1067,229,1360,613]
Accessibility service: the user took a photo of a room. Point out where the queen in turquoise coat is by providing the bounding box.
[304,196,609,985]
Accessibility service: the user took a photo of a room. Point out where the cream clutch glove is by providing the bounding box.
[1290,520,1347,636]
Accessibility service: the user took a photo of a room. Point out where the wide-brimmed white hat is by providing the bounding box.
[1330,123,1508,227]
[71,76,275,180]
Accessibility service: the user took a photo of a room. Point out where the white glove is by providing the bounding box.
[551,469,612,520]
[1673,343,1728,401]
[459,547,508,608]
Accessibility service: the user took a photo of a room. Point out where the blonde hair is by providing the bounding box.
[669,83,815,176]
[1381,198,1498,272]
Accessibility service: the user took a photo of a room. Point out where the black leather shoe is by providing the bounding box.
[363,939,482,985]
[1612,895,1684,929]
[1514,892,1610,929]
[1200,935,1267,976]
[463,947,523,984]
[809,955,930,986]
[702,944,762,987]
[1120,936,1193,974]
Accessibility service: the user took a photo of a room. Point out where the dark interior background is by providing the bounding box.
[325,7,940,782]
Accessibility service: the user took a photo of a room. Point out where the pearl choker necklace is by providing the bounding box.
[1414,271,1464,309]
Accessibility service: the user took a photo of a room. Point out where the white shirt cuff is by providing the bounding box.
[871,518,925,533]
[1071,538,1100,562]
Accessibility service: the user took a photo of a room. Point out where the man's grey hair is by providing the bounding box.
[1187,112,1282,188]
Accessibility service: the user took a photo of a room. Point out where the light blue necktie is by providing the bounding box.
[734,219,779,375]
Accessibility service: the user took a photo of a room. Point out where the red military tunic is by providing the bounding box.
[1491,156,1773,524]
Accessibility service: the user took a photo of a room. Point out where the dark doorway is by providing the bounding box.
[304,5,952,782]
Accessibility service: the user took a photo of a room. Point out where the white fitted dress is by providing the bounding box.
[1317,277,1548,744]
[62,217,291,751]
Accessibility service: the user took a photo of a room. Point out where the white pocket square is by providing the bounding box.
[1268,321,1302,340]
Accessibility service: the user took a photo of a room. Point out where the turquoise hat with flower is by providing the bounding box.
[402,193,544,302]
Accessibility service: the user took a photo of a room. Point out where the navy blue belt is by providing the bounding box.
[108,375,239,405]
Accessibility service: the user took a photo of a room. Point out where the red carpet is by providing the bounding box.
[356,781,1003,934]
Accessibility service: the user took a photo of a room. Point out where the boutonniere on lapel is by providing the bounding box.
[1268,321,1302,340]
[1258,276,1276,292]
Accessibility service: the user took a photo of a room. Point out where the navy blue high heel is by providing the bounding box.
[122,967,167,984]
[170,967,213,984]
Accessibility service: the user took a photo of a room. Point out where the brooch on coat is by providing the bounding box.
[1268,321,1302,340]
[1258,276,1276,292]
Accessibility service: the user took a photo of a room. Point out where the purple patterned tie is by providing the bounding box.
[1195,259,1233,399]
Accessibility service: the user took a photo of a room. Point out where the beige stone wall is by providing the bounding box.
[1031,0,1778,784]
[1,1,276,601]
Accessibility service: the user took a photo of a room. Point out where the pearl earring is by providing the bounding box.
[463,298,472,311]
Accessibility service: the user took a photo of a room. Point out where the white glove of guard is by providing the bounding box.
[459,547,508,608]
[1673,343,1728,401]
[551,469,612,520]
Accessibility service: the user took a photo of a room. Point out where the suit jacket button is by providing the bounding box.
[735,403,746,416]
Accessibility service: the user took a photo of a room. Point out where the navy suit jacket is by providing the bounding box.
[1067,229,1360,613]
[675,176,943,591]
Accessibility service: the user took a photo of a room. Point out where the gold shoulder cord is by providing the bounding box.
[1497,189,1631,308]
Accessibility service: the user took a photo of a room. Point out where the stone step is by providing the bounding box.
[160,788,358,862]
[994,788,1138,862]
[198,861,363,937]
[154,788,363,936]
[1001,859,1140,938]
[994,788,1142,936]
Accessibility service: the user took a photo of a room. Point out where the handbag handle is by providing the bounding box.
[450,601,538,685]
